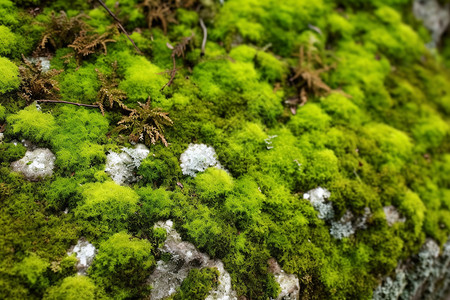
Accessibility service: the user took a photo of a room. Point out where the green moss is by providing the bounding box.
[0,104,6,121]
[320,93,363,126]
[0,56,19,94]
[412,107,449,152]
[90,231,154,299]
[363,123,412,170]
[14,253,50,292]
[138,187,174,222]
[195,167,234,204]
[0,25,16,55]
[75,182,139,236]
[255,51,288,82]
[7,105,57,143]
[59,65,100,104]
[44,276,105,300]
[118,56,167,107]
[173,267,219,300]
[288,103,331,135]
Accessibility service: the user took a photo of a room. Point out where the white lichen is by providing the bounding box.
[413,0,450,47]
[303,187,334,221]
[148,220,237,300]
[373,271,407,300]
[267,258,300,300]
[304,187,371,239]
[383,205,405,227]
[67,238,96,275]
[373,238,450,300]
[330,207,371,239]
[27,56,51,72]
[105,143,149,185]
[11,148,55,181]
[264,135,277,150]
[180,144,222,177]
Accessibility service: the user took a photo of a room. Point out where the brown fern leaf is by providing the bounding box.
[139,0,198,34]
[160,34,194,90]
[116,98,173,147]
[39,11,90,50]
[95,62,128,115]
[18,55,63,104]
[287,45,334,114]
[65,28,116,64]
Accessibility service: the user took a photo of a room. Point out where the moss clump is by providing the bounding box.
[7,105,56,143]
[0,25,16,55]
[0,56,19,94]
[75,182,139,236]
[44,276,105,300]
[195,167,234,204]
[90,231,155,299]
[173,267,220,300]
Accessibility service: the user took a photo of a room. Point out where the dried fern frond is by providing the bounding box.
[116,98,173,147]
[139,0,198,34]
[18,55,62,104]
[139,0,177,34]
[95,61,128,115]
[39,11,90,50]
[287,45,334,114]
[64,27,116,64]
[160,34,194,90]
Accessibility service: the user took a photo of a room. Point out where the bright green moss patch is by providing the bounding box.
[7,105,56,143]
[0,56,20,94]
[173,267,220,300]
[75,182,139,236]
[90,231,155,299]
[0,25,16,55]
[44,276,105,300]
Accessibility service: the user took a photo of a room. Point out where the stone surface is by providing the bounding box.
[304,187,371,239]
[11,148,55,181]
[148,220,237,300]
[413,0,450,46]
[267,258,300,300]
[105,143,149,185]
[373,238,450,300]
[67,238,96,275]
[180,144,222,177]
[27,56,51,72]
[383,205,405,227]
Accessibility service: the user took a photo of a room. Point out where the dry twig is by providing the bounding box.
[96,0,143,54]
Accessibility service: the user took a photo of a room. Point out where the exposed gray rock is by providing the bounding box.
[304,187,371,239]
[0,133,3,143]
[267,258,300,300]
[105,143,149,185]
[148,220,237,300]
[180,144,223,177]
[11,148,55,181]
[383,206,406,227]
[67,238,97,275]
[373,238,450,300]
[27,56,51,72]
[413,0,450,46]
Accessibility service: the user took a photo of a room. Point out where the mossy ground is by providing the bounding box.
[0,0,450,299]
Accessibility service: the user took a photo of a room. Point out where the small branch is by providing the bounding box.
[36,99,100,109]
[199,18,207,57]
[96,0,143,54]
[160,56,177,91]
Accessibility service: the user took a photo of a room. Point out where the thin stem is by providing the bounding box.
[36,99,100,109]
[96,0,143,54]
[199,18,207,57]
